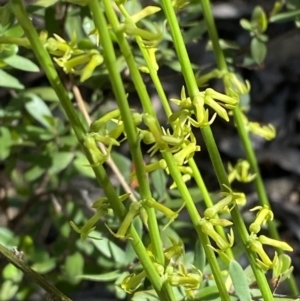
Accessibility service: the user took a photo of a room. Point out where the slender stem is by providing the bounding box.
[0,244,72,301]
[163,154,231,301]
[88,2,177,300]
[10,0,169,299]
[101,1,230,298]
[161,0,275,300]
[199,0,298,295]
[90,0,166,269]
[118,4,173,118]
[102,0,156,117]
[118,4,232,258]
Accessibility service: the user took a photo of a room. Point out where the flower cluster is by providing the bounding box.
[248,205,293,273]
[121,237,202,298]
[42,32,104,82]
[228,159,256,183]
[170,86,238,127]
[70,193,130,240]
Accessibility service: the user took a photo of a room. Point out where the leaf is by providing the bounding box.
[63,252,84,285]
[0,4,13,29]
[77,270,120,282]
[15,125,54,141]
[111,151,131,182]
[59,135,78,146]
[251,37,267,65]
[132,290,159,301]
[0,44,18,59]
[4,25,24,37]
[252,6,268,32]
[274,296,300,301]
[91,237,111,258]
[24,94,53,128]
[34,0,60,7]
[2,264,23,282]
[229,260,252,301]
[24,165,45,182]
[4,55,39,72]
[0,280,19,300]
[48,152,74,175]
[73,151,95,178]
[109,240,127,265]
[193,285,220,300]
[26,87,59,102]
[240,19,252,31]
[270,9,300,23]
[0,69,24,89]
[0,127,11,161]
[124,218,142,264]
[0,227,19,246]
[194,239,206,271]
[31,258,56,274]
[150,167,167,201]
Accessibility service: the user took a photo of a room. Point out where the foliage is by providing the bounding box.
[0,0,299,301]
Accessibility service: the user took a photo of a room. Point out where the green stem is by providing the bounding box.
[9,0,169,299]
[101,2,230,298]
[161,0,274,299]
[91,0,165,269]
[118,4,233,259]
[0,244,72,301]
[199,0,298,295]
[118,4,173,118]
[163,154,231,301]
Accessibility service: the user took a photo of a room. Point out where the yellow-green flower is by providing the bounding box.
[249,205,273,234]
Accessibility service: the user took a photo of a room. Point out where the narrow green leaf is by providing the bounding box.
[24,164,45,182]
[251,37,267,65]
[4,24,24,37]
[109,240,127,265]
[193,285,220,300]
[0,44,18,59]
[24,94,53,128]
[150,168,167,201]
[240,19,252,31]
[274,296,300,301]
[111,151,131,181]
[229,260,252,301]
[0,227,18,246]
[0,280,18,300]
[4,55,39,72]
[63,252,84,285]
[194,239,206,271]
[252,6,268,32]
[26,87,59,102]
[31,258,56,274]
[2,264,23,282]
[34,0,60,7]
[0,69,24,89]
[48,152,74,175]
[132,290,159,301]
[0,127,12,161]
[73,151,96,178]
[91,237,111,258]
[124,218,142,264]
[270,9,300,23]
[77,270,120,282]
